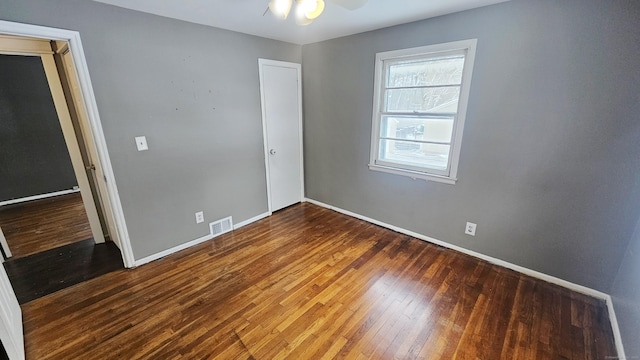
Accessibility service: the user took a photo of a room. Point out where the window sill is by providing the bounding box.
[368,164,457,185]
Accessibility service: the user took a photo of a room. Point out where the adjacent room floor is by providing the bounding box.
[21,203,617,359]
[0,193,124,303]
[0,192,92,258]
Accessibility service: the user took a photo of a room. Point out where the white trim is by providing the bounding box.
[369,39,477,184]
[258,59,273,213]
[305,197,627,357]
[65,29,135,268]
[0,226,11,259]
[134,233,213,267]
[234,211,271,230]
[606,296,627,360]
[258,59,305,213]
[0,20,136,268]
[0,189,79,207]
[0,263,23,360]
[368,164,457,184]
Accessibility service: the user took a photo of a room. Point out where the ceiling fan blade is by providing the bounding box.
[327,0,368,10]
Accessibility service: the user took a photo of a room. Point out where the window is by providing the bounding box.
[369,39,477,184]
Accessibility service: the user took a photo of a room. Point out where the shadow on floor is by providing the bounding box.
[3,238,124,304]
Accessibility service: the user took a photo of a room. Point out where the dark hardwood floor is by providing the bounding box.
[0,193,92,258]
[4,238,123,304]
[21,203,617,359]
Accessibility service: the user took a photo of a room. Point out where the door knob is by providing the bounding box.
[270,149,276,155]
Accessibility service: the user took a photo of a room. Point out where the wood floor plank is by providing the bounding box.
[20,203,618,359]
[4,238,123,304]
[0,193,92,258]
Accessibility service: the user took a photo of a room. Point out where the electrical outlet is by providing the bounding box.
[195,211,204,224]
[465,222,477,236]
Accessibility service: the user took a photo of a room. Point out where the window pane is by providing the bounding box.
[387,55,465,88]
[379,139,450,171]
[385,86,460,113]
[381,116,454,143]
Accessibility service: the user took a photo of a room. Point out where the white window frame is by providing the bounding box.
[369,39,477,184]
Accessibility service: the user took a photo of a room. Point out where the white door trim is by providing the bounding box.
[0,226,11,259]
[0,20,135,268]
[0,189,79,207]
[258,58,304,213]
[0,261,23,360]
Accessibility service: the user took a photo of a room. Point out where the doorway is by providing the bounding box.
[0,21,135,360]
[0,35,124,303]
[0,21,135,267]
[0,35,104,251]
[258,59,304,213]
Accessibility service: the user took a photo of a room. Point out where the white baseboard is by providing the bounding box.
[133,211,271,267]
[234,211,270,230]
[0,188,80,207]
[133,232,213,267]
[605,295,627,360]
[304,198,606,298]
[304,197,626,359]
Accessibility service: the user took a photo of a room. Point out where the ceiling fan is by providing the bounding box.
[266,0,368,25]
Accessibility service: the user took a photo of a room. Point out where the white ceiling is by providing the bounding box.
[92,0,509,45]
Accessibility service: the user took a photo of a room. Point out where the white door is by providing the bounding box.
[42,52,106,245]
[259,59,304,212]
[57,44,120,249]
[0,259,23,360]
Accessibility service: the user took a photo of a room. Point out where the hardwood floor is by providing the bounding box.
[21,203,617,359]
[0,193,92,258]
[4,238,124,304]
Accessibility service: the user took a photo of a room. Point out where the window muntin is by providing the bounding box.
[378,116,454,172]
[369,40,476,183]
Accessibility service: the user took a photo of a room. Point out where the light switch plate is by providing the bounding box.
[135,136,148,151]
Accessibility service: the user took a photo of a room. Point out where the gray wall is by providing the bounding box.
[1,0,638,352]
[611,217,640,358]
[0,55,77,202]
[0,0,301,259]
[302,0,640,292]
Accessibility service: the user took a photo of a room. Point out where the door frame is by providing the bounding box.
[0,20,135,268]
[258,59,304,213]
[0,35,107,250]
[0,254,23,360]
[54,40,118,249]
[0,227,10,259]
